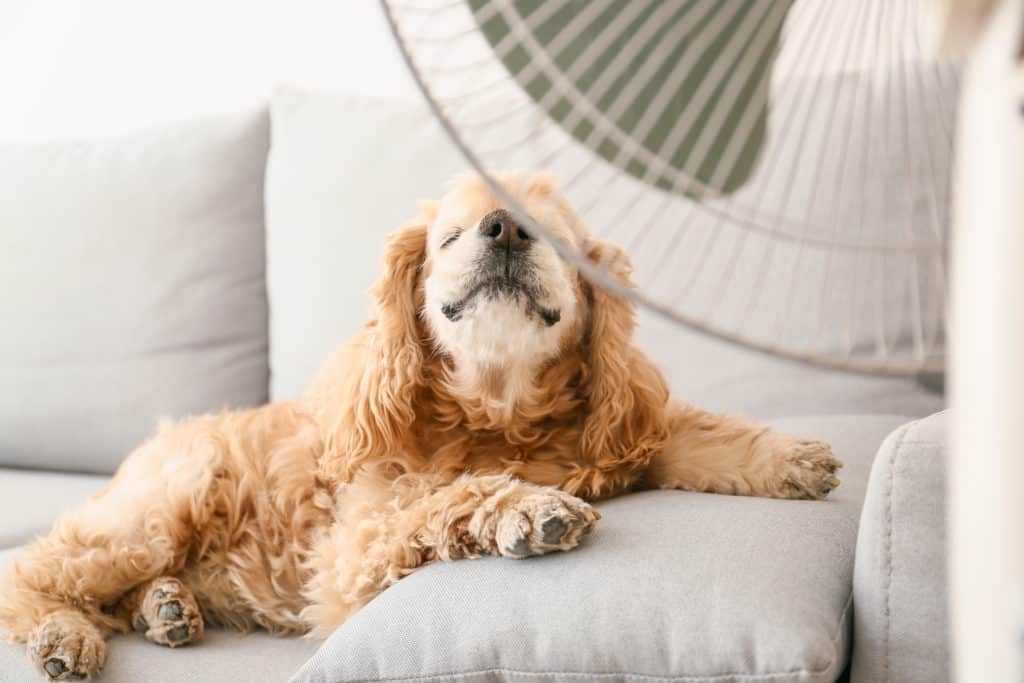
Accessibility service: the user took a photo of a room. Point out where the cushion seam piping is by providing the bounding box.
[341,665,838,683]
[883,421,915,683]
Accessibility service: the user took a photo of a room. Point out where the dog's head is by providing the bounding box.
[422,171,587,371]
[327,171,668,494]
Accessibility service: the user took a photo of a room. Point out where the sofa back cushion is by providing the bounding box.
[264,86,944,420]
[0,110,271,473]
[265,87,465,400]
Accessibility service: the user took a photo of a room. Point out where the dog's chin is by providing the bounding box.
[440,277,561,328]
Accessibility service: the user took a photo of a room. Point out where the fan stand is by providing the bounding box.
[948,0,1024,680]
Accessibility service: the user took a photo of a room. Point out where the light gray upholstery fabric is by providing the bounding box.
[850,411,950,683]
[0,110,271,474]
[0,546,321,683]
[0,469,109,548]
[292,414,909,683]
[264,87,944,420]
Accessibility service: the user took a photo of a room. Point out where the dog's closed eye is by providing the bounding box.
[441,231,461,249]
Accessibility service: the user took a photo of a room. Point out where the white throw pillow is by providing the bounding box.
[0,109,271,473]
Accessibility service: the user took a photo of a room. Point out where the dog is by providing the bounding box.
[0,171,841,680]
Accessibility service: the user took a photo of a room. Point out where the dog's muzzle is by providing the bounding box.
[439,210,560,327]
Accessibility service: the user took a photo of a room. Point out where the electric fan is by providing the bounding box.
[380,0,959,376]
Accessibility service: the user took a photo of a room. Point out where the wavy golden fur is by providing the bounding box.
[0,171,841,680]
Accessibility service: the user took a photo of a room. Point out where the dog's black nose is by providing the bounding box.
[479,209,532,249]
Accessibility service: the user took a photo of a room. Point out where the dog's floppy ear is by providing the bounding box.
[575,238,670,497]
[369,202,436,349]
[320,202,435,481]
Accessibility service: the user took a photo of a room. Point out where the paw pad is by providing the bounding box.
[133,578,204,648]
[496,491,600,558]
[540,516,567,545]
[166,625,191,643]
[505,537,531,557]
[158,601,183,621]
[43,658,67,678]
[41,654,87,681]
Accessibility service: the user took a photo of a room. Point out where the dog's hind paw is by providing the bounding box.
[132,577,203,648]
[497,490,600,558]
[28,610,106,681]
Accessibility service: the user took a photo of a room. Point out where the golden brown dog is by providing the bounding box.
[0,171,841,680]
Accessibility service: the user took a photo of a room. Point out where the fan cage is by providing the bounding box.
[381,0,958,377]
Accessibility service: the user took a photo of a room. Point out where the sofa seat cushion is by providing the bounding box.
[0,630,319,683]
[292,414,909,683]
[0,548,322,683]
[265,86,944,422]
[0,469,109,548]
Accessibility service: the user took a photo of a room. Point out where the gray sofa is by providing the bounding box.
[0,91,950,682]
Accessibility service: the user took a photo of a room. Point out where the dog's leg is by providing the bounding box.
[642,401,842,500]
[120,576,203,648]
[413,473,600,560]
[301,473,599,635]
[0,420,223,680]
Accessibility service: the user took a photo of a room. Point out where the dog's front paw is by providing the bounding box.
[28,610,106,681]
[132,577,203,647]
[779,440,842,500]
[496,491,600,558]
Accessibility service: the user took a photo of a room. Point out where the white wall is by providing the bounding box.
[0,0,418,140]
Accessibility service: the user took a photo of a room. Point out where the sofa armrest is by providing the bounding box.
[850,410,951,683]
